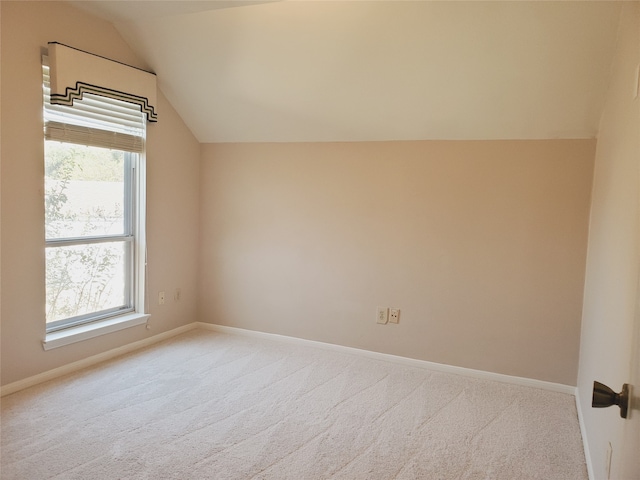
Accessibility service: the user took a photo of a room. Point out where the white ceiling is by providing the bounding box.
[70,1,623,143]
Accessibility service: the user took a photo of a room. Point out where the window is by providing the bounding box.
[42,58,147,334]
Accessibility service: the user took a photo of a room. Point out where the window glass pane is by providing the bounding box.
[45,141,126,239]
[45,241,130,323]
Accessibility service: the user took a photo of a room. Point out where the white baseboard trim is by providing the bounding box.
[197,322,576,395]
[0,323,198,397]
[2,321,576,398]
[575,387,595,480]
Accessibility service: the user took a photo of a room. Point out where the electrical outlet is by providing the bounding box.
[158,291,165,305]
[376,307,389,324]
[389,308,400,324]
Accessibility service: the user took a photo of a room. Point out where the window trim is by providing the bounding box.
[43,312,150,351]
[42,149,148,344]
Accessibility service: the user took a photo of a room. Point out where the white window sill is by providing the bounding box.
[43,313,150,351]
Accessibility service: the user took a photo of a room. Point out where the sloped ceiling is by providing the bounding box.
[70,1,623,143]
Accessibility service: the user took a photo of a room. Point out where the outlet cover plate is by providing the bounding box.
[376,307,389,324]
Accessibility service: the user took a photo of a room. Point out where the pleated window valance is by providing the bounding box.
[47,42,157,122]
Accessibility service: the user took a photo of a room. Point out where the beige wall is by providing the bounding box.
[0,1,201,386]
[577,2,640,478]
[199,140,594,385]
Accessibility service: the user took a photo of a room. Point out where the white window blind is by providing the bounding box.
[43,57,145,152]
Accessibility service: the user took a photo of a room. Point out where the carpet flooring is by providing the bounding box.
[1,328,588,479]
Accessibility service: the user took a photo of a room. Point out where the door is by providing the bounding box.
[620,249,640,478]
[619,107,640,477]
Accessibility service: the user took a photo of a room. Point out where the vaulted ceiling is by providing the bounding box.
[70,1,623,143]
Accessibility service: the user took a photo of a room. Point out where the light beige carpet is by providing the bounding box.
[1,328,587,479]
